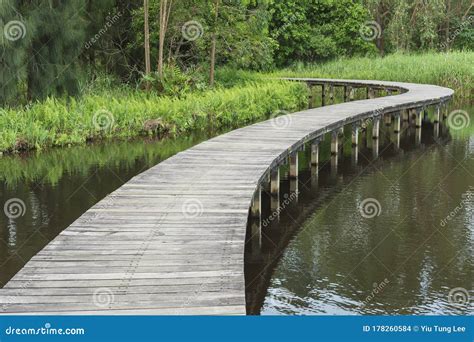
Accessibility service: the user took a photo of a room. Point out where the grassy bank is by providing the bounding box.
[274,51,473,98]
[0,51,471,154]
[0,81,307,153]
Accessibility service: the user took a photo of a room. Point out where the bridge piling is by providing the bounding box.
[331,131,339,155]
[311,142,319,166]
[352,124,359,146]
[372,117,380,139]
[289,152,298,179]
[394,113,401,133]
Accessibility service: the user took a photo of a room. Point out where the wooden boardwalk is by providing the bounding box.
[0,79,453,314]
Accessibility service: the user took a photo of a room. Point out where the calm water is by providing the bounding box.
[1,100,472,317]
[246,102,473,315]
[0,133,214,285]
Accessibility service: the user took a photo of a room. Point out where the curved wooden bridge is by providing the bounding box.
[0,79,453,314]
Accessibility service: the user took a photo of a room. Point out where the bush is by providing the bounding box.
[0,81,307,153]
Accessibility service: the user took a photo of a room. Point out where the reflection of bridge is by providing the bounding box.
[0,79,453,314]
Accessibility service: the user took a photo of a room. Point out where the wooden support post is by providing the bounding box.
[308,85,313,109]
[343,86,349,102]
[443,102,449,119]
[311,142,319,166]
[350,87,355,101]
[270,168,279,196]
[402,109,409,121]
[394,113,401,133]
[351,145,358,166]
[434,104,441,123]
[415,127,422,145]
[372,117,380,139]
[352,123,359,146]
[392,131,401,150]
[311,164,319,189]
[408,108,416,124]
[330,154,338,176]
[384,113,392,125]
[415,109,422,128]
[251,186,261,218]
[289,152,298,179]
[250,221,261,254]
[387,89,392,96]
[321,84,326,106]
[331,131,339,155]
[372,137,379,158]
[270,169,280,214]
[329,85,334,104]
[434,123,440,138]
[361,123,367,147]
[290,179,298,198]
[367,87,375,99]
[339,127,344,155]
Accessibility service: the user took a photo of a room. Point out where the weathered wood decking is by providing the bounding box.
[0,79,453,314]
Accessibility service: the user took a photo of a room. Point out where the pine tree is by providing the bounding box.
[23,0,87,100]
[0,0,27,106]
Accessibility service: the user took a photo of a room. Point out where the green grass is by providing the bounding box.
[0,51,471,154]
[0,81,307,153]
[273,51,473,98]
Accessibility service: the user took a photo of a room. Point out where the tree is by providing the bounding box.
[144,0,151,90]
[0,0,27,106]
[158,0,172,80]
[24,1,87,100]
[209,0,219,87]
[269,0,374,66]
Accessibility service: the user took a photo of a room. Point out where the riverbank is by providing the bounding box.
[0,51,471,154]
[0,81,307,153]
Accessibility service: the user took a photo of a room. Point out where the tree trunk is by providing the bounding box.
[445,0,451,51]
[209,0,219,87]
[158,0,172,81]
[144,0,151,90]
[157,0,166,81]
[376,4,385,57]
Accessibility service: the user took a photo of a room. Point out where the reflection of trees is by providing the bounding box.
[0,133,207,188]
[0,133,208,285]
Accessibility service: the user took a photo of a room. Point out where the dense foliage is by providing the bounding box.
[269,0,375,65]
[1,0,473,105]
[0,80,307,152]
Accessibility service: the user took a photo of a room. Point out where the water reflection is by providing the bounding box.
[0,133,213,285]
[246,103,473,315]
